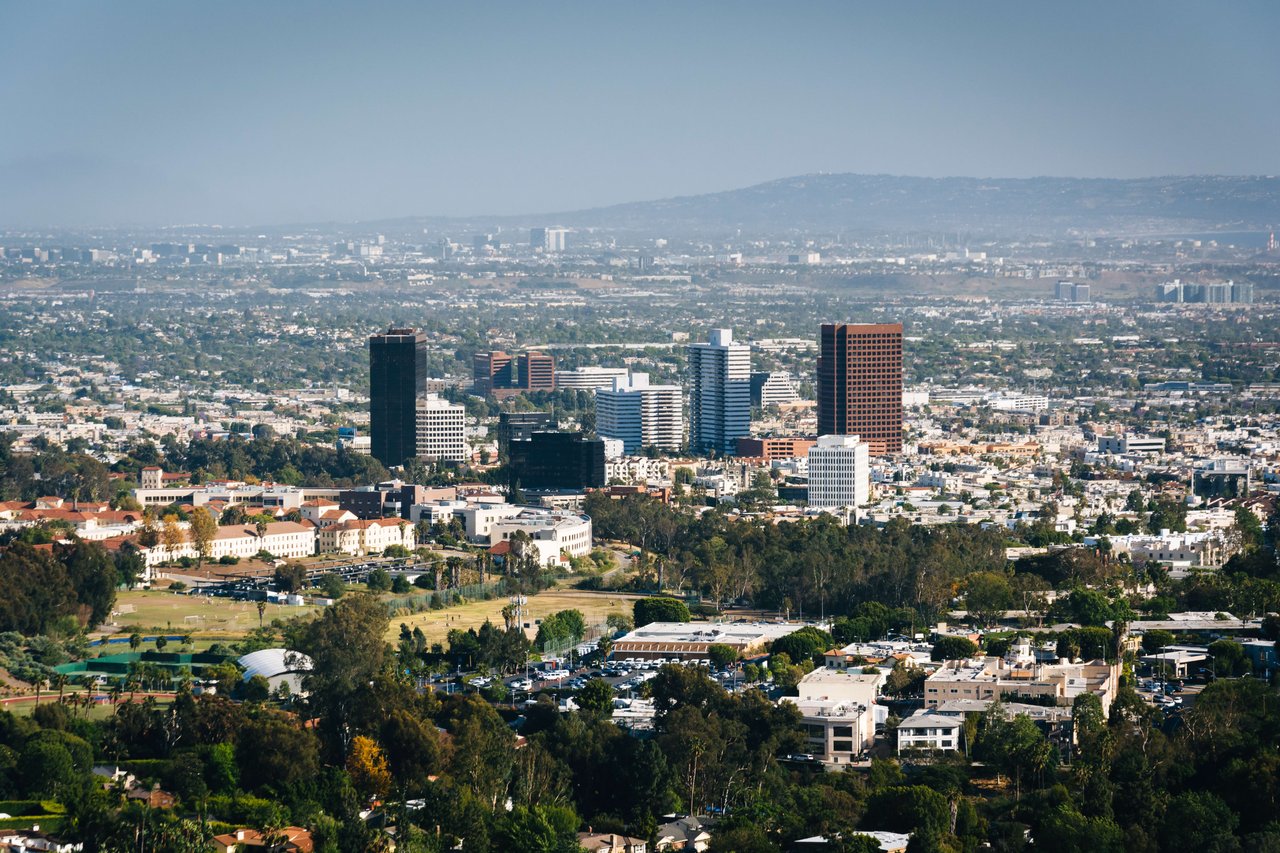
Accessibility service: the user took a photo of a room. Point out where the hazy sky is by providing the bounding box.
[2,1,1278,226]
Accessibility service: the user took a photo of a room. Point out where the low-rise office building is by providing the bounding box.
[924,639,1120,715]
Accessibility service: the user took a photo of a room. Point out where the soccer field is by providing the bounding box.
[105,590,318,638]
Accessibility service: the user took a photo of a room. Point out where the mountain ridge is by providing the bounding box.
[361,172,1280,238]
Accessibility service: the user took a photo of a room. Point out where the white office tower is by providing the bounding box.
[687,328,752,455]
[556,366,630,391]
[807,434,870,509]
[595,372,683,453]
[415,394,467,461]
[531,226,568,253]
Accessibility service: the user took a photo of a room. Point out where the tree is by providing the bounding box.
[273,562,308,593]
[708,643,739,670]
[236,713,320,791]
[634,596,690,627]
[366,567,392,592]
[1208,638,1250,677]
[243,674,271,702]
[576,678,615,719]
[963,571,1013,627]
[983,714,1054,800]
[494,804,581,853]
[931,636,979,662]
[188,507,218,567]
[161,514,185,562]
[446,694,517,810]
[295,593,390,757]
[1140,629,1175,654]
[771,626,834,666]
[320,572,346,599]
[347,734,392,800]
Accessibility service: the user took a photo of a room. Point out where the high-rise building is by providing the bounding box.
[817,323,903,455]
[473,351,514,394]
[750,371,801,408]
[517,352,556,391]
[497,412,554,457]
[473,350,555,396]
[369,327,427,468]
[415,394,467,462]
[687,329,751,455]
[807,434,870,510]
[531,227,568,253]
[508,431,605,490]
[595,372,684,453]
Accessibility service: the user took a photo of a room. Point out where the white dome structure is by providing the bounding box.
[237,648,314,696]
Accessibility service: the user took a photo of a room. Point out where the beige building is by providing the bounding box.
[924,640,1120,715]
[317,517,415,556]
[781,668,885,762]
[143,521,317,568]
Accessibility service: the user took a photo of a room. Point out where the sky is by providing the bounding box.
[2,1,1278,227]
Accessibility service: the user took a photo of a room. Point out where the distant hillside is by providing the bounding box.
[419,173,1277,238]
[538,173,1280,236]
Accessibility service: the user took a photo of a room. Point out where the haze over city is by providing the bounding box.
[3,1,1280,225]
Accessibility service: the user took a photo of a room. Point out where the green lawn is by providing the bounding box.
[106,589,318,638]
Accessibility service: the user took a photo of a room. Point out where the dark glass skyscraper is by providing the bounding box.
[369,327,427,468]
[817,322,903,454]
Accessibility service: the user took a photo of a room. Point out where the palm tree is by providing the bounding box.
[256,600,267,628]
[52,673,69,704]
[129,632,143,652]
[110,681,124,708]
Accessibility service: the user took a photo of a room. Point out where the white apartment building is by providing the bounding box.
[897,712,963,753]
[556,366,630,391]
[317,518,416,556]
[987,392,1050,413]
[416,394,466,461]
[595,372,683,453]
[605,456,672,485]
[807,434,870,509]
[752,371,801,407]
[687,329,751,455]
[1096,434,1166,455]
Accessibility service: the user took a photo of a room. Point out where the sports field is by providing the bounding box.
[104,590,318,638]
[386,588,645,644]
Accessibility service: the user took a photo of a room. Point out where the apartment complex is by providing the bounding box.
[369,327,427,467]
[595,372,684,453]
[817,322,903,454]
[687,328,751,455]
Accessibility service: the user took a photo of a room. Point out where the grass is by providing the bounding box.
[386,588,645,645]
[4,693,174,721]
[105,589,318,638]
